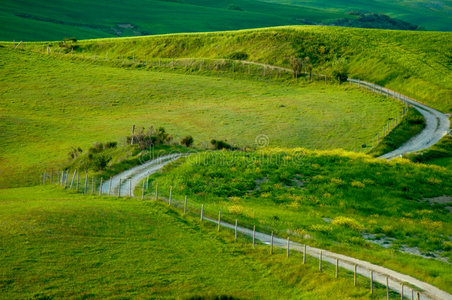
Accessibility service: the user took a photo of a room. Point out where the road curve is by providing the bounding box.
[347,79,450,159]
[100,153,184,197]
[106,154,451,300]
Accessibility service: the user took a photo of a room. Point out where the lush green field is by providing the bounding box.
[0,185,397,299]
[0,46,402,188]
[147,149,452,292]
[19,26,452,113]
[264,0,452,31]
[2,0,443,42]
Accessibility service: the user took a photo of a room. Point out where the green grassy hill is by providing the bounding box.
[264,0,452,31]
[1,0,448,42]
[1,185,393,299]
[22,26,451,112]
[148,148,452,293]
[0,45,403,188]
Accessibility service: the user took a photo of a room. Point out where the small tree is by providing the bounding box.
[181,135,194,147]
[290,56,303,79]
[331,57,349,83]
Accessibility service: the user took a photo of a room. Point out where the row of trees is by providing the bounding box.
[290,55,349,83]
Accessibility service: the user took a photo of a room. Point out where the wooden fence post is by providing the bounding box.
[252,225,255,248]
[109,177,112,195]
[141,182,145,200]
[50,170,53,184]
[99,178,103,195]
[184,196,187,214]
[200,204,204,221]
[118,178,122,197]
[386,277,389,299]
[76,172,79,192]
[218,211,221,232]
[91,176,95,194]
[416,292,420,300]
[354,265,357,286]
[70,170,76,189]
[336,259,339,278]
[401,283,404,300]
[155,183,158,201]
[303,245,306,264]
[287,237,290,258]
[411,289,414,300]
[84,173,88,194]
[319,251,322,271]
[64,171,68,189]
[234,219,237,241]
[169,186,172,206]
[370,271,373,295]
[129,180,132,197]
[270,231,273,255]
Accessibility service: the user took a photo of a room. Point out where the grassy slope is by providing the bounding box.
[0,47,402,188]
[22,26,451,113]
[149,149,452,292]
[0,186,393,299]
[264,0,452,31]
[0,0,344,41]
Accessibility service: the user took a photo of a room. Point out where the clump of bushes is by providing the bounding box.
[127,126,173,150]
[211,139,232,150]
[226,51,249,60]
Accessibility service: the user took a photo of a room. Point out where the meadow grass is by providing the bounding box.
[16,26,451,113]
[0,47,402,188]
[0,185,395,299]
[145,149,452,292]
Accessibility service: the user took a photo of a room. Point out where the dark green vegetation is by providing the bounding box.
[0,46,402,188]
[369,107,426,157]
[264,0,452,31]
[1,0,438,42]
[21,26,452,113]
[0,185,395,299]
[148,149,452,292]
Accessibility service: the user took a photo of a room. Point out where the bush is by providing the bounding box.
[332,216,364,231]
[226,51,248,60]
[181,135,194,147]
[105,141,117,149]
[89,142,104,154]
[92,154,111,171]
[211,139,232,150]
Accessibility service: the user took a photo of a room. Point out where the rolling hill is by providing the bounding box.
[0,0,449,42]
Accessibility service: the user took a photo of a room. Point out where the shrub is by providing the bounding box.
[105,141,117,149]
[181,135,194,147]
[332,216,364,231]
[92,154,111,171]
[211,139,232,150]
[226,51,248,60]
[89,142,104,154]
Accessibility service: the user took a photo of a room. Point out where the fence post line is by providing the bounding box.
[155,183,158,201]
[386,277,389,299]
[286,237,290,258]
[252,225,255,248]
[109,177,112,195]
[234,219,237,241]
[184,196,187,214]
[200,204,204,221]
[270,232,273,255]
[118,178,122,197]
[218,211,221,232]
[336,259,339,278]
[169,186,172,206]
[84,173,88,194]
[91,176,95,194]
[319,251,322,271]
[370,271,373,295]
[141,182,145,200]
[303,245,306,264]
[354,265,357,286]
[99,178,103,195]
